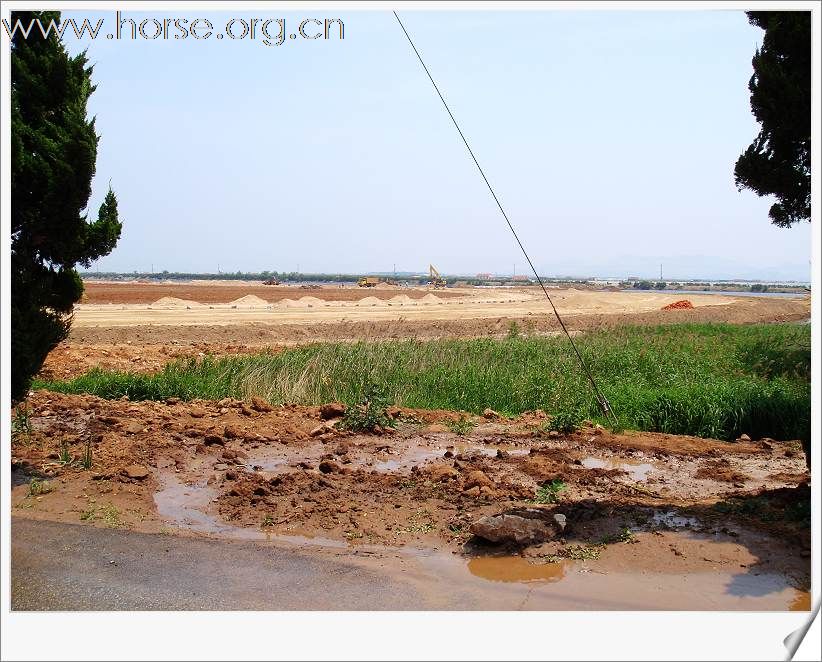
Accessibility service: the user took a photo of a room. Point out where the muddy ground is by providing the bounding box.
[11,391,811,610]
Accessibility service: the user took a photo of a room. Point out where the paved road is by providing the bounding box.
[11,518,434,610]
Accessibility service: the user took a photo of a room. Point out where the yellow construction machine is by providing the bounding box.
[357,276,380,287]
[427,264,447,288]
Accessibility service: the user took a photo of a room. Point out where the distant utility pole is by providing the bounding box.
[660,263,663,280]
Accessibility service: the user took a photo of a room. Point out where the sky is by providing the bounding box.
[58,9,812,281]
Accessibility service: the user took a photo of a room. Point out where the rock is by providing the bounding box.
[122,464,150,480]
[738,434,751,442]
[548,430,559,438]
[251,397,273,412]
[469,508,566,545]
[553,513,567,532]
[424,423,450,434]
[320,402,346,420]
[214,463,229,471]
[190,408,206,418]
[310,423,335,437]
[221,449,237,461]
[223,425,244,440]
[464,470,494,490]
[426,464,459,482]
[122,421,144,434]
[386,406,402,419]
[483,408,500,419]
[203,434,224,446]
[319,460,342,474]
[166,397,181,405]
[240,404,255,416]
[225,470,237,481]
[496,449,509,459]
[463,486,481,497]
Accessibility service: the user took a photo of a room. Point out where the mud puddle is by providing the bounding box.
[410,544,810,611]
[153,471,347,548]
[581,456,655,481]
[243,438,529,475]
[151,469,809,611]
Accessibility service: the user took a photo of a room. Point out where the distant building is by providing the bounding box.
[476,272,493,280]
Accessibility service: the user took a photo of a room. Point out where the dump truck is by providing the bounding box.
[357,276,380,287]
[262,278,280,285]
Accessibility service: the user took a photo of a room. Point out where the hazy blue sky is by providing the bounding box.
[61,9,811,280]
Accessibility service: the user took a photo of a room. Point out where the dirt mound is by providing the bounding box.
[278,299,301,308]
[662,300,694,310]
[357,296,382,307]
[229,295,269,307]
[389,294,414,304]
[150,297,204,309]
[421,293,443,304]
[297,296,325,307]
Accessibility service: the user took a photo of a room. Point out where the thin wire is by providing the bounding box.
[393,11,617,425]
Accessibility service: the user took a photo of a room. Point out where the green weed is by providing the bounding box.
[80,439,93,470]
[28,478,52,497]
[547,410,583,434]
[533,479,567,504]
[34,324,811,443]
[446,415,475,436]
[11,405,32,443]
[339,384,395,433]
[57,443,73,466]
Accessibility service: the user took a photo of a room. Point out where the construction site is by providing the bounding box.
[11,276,812,611]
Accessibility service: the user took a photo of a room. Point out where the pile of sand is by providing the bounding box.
[421,293,443,304]
[357,296,382,307]
[298,296,325,307]
[229,295,269,307]
[278,299,301,308]
[150,297,204,309]
[389,294,414,304]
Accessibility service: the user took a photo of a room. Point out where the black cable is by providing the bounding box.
[393,11,617,425]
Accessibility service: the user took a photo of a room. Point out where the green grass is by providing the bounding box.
[34,323,810,442]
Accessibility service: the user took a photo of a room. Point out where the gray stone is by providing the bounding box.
[470,508,567,545]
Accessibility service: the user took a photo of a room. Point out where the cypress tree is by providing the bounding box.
[11,10,122,401]
[734,11,811,227]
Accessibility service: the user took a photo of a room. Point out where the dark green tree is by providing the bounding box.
[734,11,811,227]
[11,10,121,401]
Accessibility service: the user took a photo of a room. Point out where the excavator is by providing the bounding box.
[427,264,447,288]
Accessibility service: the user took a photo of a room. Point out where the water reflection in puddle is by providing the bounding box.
[581,456,655,481]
